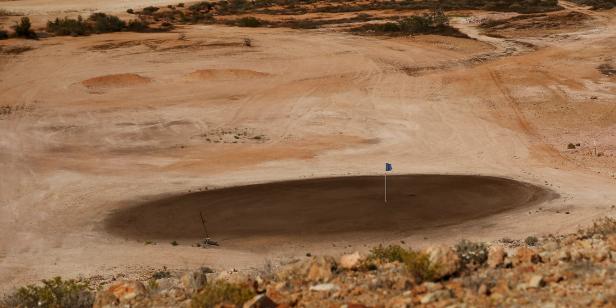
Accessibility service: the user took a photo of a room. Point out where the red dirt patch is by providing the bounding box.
[81,73,151,89]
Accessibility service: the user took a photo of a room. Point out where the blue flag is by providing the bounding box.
[385,163,392,172]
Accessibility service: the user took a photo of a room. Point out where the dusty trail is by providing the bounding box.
[0,0,615,292]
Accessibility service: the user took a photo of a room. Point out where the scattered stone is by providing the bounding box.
[94,280,147,307]
[514,247,542,265]
[181,269,207,295]
[339,252,362,270]
[310,283,340,292]
[425,245,460,278]
[488,246,506,268]
[306,256,336,282]
[420,289,452,304]
[528,275,545,288]
[243,294,277,308]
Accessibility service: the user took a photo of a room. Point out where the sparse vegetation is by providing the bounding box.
[568,143,576,149]
[366,244,439,282]
[152,266,171,279]
[46,16,90,36]
[2,277,94,308]
[171,240,179,246]
[126,19,151,32]
[455,240,488,270]
[0,29,8,40]
[191,281,255,307]
[578,217,616,238]
[351,9,467,38]
[142,6,160,15]
[367,244,408,263]
[13,17,37,39]
[89,13,126,33]
[0,9,22,16]
[194,0,560,15]
[47,14,156,36]
[402,249,440,282]
[569,0,616,9]
[233,16,263,27]
[525,236,539,246]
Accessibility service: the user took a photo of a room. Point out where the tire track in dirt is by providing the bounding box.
[487,68,573,166]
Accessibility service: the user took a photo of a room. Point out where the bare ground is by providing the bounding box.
[0,0,615,293]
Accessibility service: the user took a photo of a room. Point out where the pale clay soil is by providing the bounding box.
[0,0,616,293]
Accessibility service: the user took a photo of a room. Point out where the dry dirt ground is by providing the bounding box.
[1,0,616,293]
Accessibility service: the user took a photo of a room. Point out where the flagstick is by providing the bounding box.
[384,171,387,203]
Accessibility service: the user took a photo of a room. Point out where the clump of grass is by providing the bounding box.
[366,244,439,282]
[191,281,255,307]
[171,240,179,246]
[2,277,94,308]
[455,240,488,270]
[367,244,409,263]
[13,17,37,39]
[403,250,439,282]
[578,217,616,239]
[525,236,539,246]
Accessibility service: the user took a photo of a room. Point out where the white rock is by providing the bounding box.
[309,283,340,292]
[339,252,362,270]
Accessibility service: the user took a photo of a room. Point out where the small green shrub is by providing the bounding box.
[47,16,90,36]
[455,240,488,270]
[0,29,8,40]
[367,244,408,263]
[525,236,539,246]
[2,277,94,308]
[191,281,255,307]
[189,1,212,11]
[402,250,439,283]
[127,19,150,32]
[142,6,160,15]
[366,244,439,282]
[13,17,37,39]
[235,16,263,27]
[178,3,185,8]
[89,13,126,33]
[171,240,179,246]
[578,217,616,238]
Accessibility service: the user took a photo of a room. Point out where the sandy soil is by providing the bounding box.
[105,175,555,248]
[1,0,615,293]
